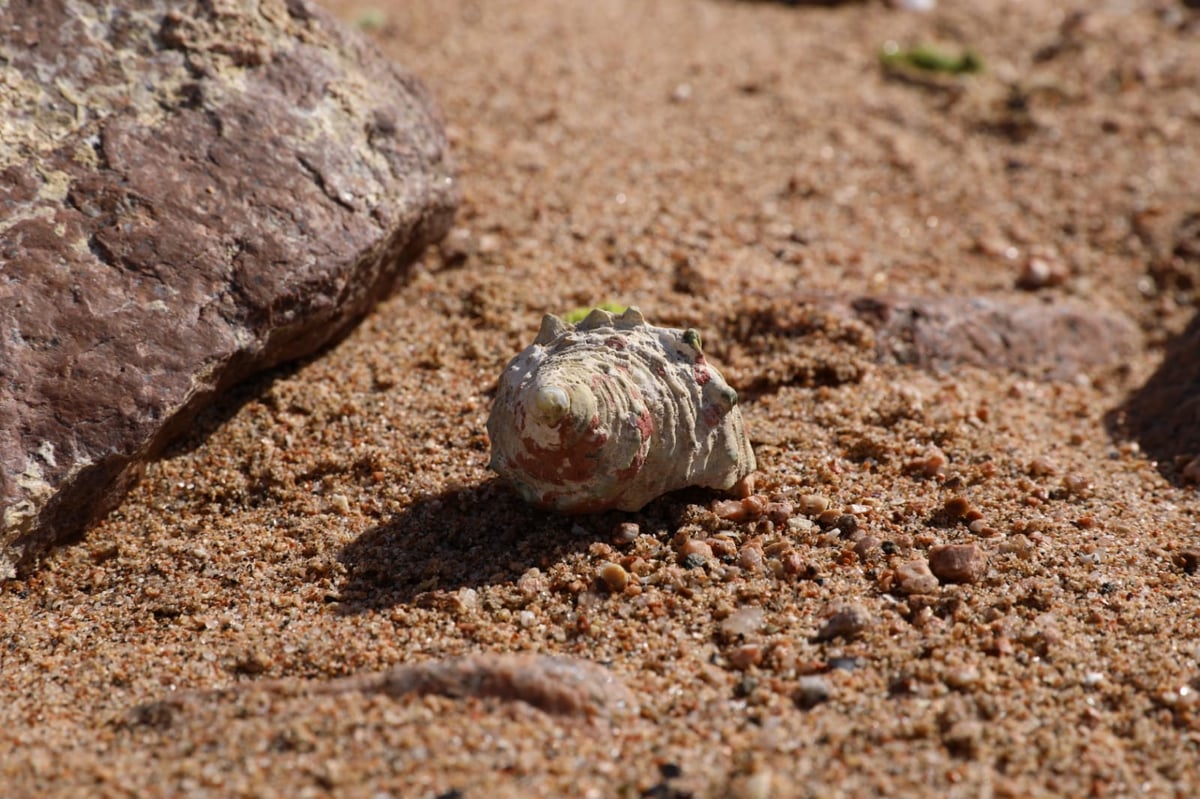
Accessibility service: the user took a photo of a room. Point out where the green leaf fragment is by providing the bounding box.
[562,303,629,324]
[880,45,984,76]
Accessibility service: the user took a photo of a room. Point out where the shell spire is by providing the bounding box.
[532,385,571,425]
[486,308,756,513]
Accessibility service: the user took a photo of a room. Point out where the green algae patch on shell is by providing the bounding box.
[486,307,756,513]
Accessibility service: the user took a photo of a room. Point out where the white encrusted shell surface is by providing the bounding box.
[487,307,756,513]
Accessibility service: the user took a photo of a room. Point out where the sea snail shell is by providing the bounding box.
[487,306,756,513]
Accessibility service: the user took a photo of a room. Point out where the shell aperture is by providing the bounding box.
[487,307,756,513]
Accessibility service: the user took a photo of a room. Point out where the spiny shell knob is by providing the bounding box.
[487,306,756,513]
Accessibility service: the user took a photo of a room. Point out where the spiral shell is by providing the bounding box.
[487,307,756,513]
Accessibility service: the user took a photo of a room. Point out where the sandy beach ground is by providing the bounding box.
[3,1,1200,796]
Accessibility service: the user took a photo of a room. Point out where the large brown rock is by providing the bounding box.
[0,0,458,576]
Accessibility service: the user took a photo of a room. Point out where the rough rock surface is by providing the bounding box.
[0,0,458,576]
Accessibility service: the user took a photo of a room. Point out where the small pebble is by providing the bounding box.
[477,232,502,254]
[786,517,816,534]
[1027,456,1059,477]
[438,226,476,264]
[764,500,793,524]
[612,522,640,545]
[944,665,981,691]
[1175,547,1200,575]
[764,643,795,673]
[816,508,842,528]
[780,551,808,576]
[904,445,947,477]
[728,643,764,670]
[742,495,767,516]
[454,587,479,614]
[721,606,764,642]
[708,536,738,559]
[588,541,615,558]
[328,493,351,514]
[942,719,984,758]
[853,535,881,558]
[942,496,972,519]
[764,540,790,557]
[679,539,713,561]
[713,495,767,522]
[967,519,997,537]
[1016,251,1069,290]
[623,556,652,576]
[713,499,748,520]
[797,494,830,515]
[598,561,630,593]
[896,559,939,594]
[517,568,547,598]
[794,675,831,710]
[929,543,986,584]
[1061,473,1092,496]
[737,543,765,572]
[999,534,1034,559]
[814,602,872,642]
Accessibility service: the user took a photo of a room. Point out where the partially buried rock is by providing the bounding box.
[722,292,1139,398]
[135,653,638,722]
[373,654,636,719]
[794,675,831,710]
[814,602,872,642]
[0,0,458,577]
[847,295,1139,381]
